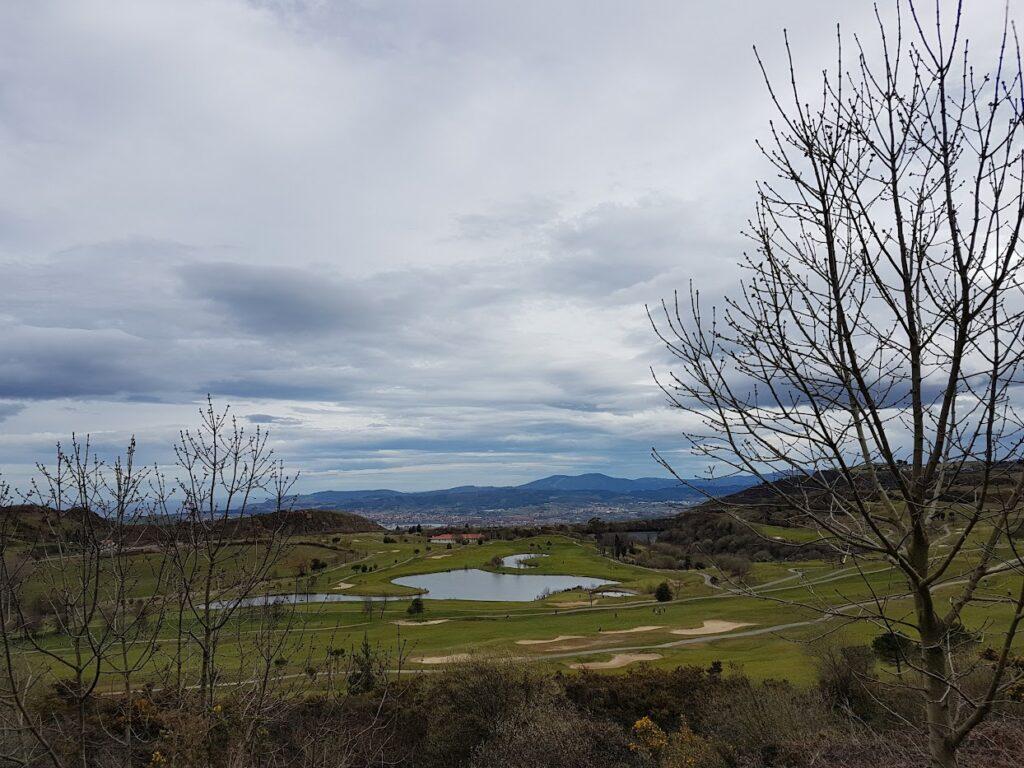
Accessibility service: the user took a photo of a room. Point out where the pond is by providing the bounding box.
[500,553,548,568]
[209,554,618,606]
[390,567,615,602]
[210,593,383,609]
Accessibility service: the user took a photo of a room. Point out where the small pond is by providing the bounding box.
[390,567,615,602]
[209,593,382,609]
[500,553,549,568]
[209,553,618,606]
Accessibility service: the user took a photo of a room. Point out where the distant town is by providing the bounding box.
[252,472,757,527]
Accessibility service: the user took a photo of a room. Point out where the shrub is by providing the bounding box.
[407,597,425,615]
[629,715,668,755]
[654,582,673,602]
[810,641,877,718]
[660,725,724,768]
[468,695,640,768]
[713,554,751,579]
[872,631,917,664]
[347,635,385,695]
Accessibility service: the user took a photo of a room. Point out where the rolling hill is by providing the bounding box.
[254,473,761,518]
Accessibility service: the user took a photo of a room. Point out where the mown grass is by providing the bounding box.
[12,527,1024,691]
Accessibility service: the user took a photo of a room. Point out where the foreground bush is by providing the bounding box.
[3,657,1023,767]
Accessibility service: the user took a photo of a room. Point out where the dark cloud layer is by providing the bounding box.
[0,1,998,491]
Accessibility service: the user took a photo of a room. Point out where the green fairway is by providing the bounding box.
[11,527,1023,693]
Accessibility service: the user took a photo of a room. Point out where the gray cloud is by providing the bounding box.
[246,413,302,425]
[0,1,1001,491]
[0,324,160,399]
[180,262,382,335]
[0,402,25,423]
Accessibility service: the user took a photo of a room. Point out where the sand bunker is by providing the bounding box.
[332,581,355,591]
[415,653,471,665]
[393,619,450,626]
[570,653,661,670]
[670,620,753,636]
[516,635,584,645]
[550,600,591,608]
[599,625,663,635]
[428,554,451,559]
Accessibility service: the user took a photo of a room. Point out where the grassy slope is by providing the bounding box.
[12,528,1023,690]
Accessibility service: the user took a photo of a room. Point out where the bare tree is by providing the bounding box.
[0,475,68,768]
[0,438,163,768]
[93,440,169,768]
[161,397,295,710]
[20,439,121,768]
[651,3,1024,766]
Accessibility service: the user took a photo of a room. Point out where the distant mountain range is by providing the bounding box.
[255,472,760,518]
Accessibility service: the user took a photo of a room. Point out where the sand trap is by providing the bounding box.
[570,653,661,670]
[599,625,663,635]
[670,620,753,636]
[393,619,450,626]
[550,601,590,608]
[332,581,355,591]
[415,653,471,665]
[516,635,584,646]
[391,549,400,553]
[428,554,451,559]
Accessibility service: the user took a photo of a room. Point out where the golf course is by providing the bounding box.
[11,522,1021,690]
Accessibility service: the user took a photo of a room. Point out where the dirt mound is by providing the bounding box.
[516,635,583,645]
[570,653,661,670]
[415,653,470,664]
[393,619,450,626]
[670,620,753,636]
[598,625,662,634]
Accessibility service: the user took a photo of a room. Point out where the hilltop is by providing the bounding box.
[254,472,762,523]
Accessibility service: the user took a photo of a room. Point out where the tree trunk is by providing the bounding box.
[916,590,957,768]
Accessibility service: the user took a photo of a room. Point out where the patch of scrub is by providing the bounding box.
[570,653,661,670]
[515,635,583,645]
[670,620,753,636]
[599,625,663,635]
[415,653,471,665]
[393,619,450,626]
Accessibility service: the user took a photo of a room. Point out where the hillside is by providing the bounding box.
[0,505,381,543]
[517,473,679,492]
[235,508,383,535]
[0,504,106,542]
[256,472,762,519]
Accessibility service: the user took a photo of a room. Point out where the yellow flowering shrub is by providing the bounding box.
[630,716,668,755]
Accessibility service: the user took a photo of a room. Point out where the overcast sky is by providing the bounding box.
[0,1,1006,492]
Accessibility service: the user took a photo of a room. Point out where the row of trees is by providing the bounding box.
[0,400,401,767]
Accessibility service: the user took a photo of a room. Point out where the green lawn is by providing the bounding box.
[11,529,1023,692]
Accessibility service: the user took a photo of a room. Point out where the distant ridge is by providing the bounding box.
[518,473,679,492]
[253,472,760,518]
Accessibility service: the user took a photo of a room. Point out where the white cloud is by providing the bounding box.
[0,1,1001,491]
